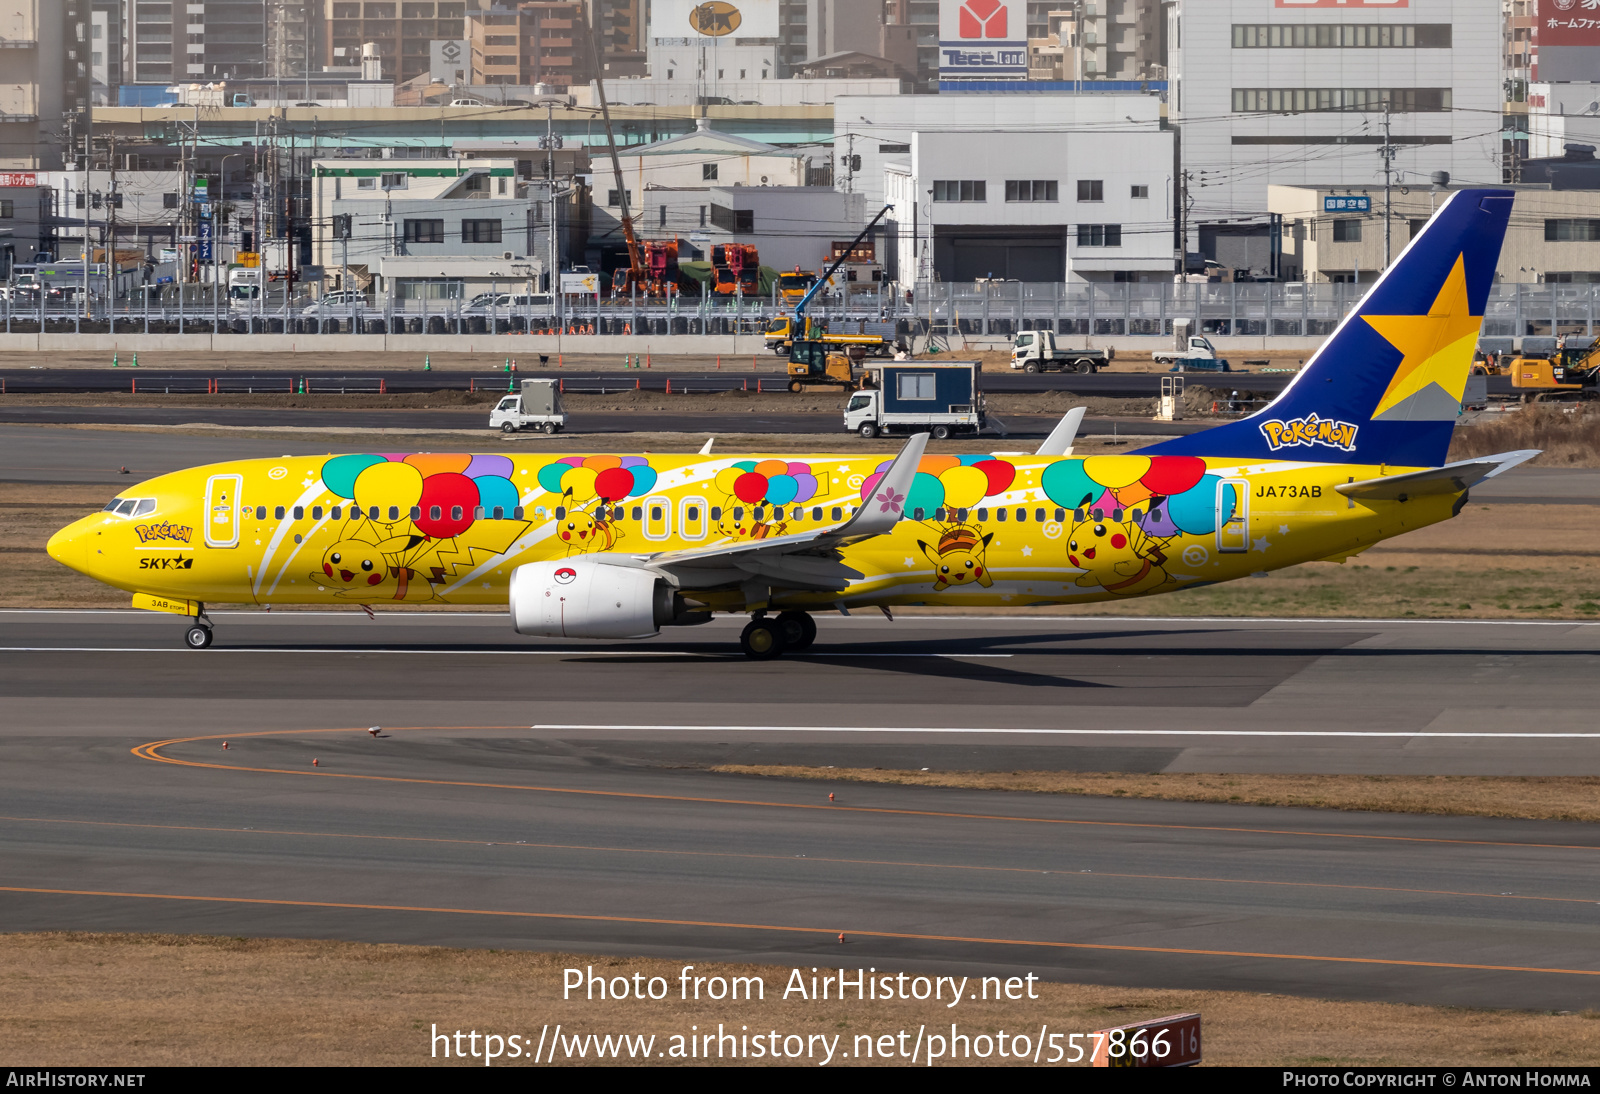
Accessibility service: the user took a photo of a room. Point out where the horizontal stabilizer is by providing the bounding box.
[1336,449,1540,501]
[1036,407,1086,456]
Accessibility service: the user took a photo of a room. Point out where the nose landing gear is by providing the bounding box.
[183,604,213,649]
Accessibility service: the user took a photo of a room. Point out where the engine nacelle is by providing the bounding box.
[509,556,676,639]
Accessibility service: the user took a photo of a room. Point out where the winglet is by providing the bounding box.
[837,431,928,537]
[1036,407,1086,456]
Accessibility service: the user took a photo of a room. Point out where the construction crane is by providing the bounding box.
[579,8,646,297]
[782,204,895,392]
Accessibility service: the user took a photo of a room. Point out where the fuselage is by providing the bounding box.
[48,449,1457,613]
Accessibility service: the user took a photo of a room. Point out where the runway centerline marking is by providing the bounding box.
[0,646,1011,659]
[6,813,1595,907]
[129,728,1600,853]
[536,723,1600,739]
[6,884,1600,980]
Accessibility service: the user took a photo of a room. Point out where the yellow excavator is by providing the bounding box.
[1509,340,1600,400]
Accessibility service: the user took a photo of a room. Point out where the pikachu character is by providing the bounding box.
[715,503,787,543]
[312,534,438,602]
[918,524,995,592]
[555,491,621,556]
[1065,503,1171,597]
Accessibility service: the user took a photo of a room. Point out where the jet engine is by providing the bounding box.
[509,556,702,638]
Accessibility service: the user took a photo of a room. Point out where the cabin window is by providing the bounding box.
[311,506,323,520]
[492,506,504,519]
[934,508,946,521]
[753,507,765,521]
[1075,508,1086,522]
[256,506,267,520]
[1035,508,1046,522]
[274,506,285,519]
[632,505,643,521]
[534,506,546,518]
[513,506,524,519]
[710,506,722,520]
[1056,508,1067,522]
[812,507,823,521]
[369,506,380,520]
[388,506,400,521]
[734,507,744,520]
[913,507,925,520]
[995,508,1007,521]
[331,506,341,520]
[977,508,988,521]
[1149,506,1163,522]
[430,506,442,520]
[652,505,663,521]
[555,506,566,519]
[956,508,968,522]
[474,506,484,520]
[831,507,842,521]
[293,506,304,520]
[451,506,462,521]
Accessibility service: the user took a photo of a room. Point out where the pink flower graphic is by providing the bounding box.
[876,487,905,514]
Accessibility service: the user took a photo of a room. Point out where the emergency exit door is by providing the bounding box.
[1216,478,1249,553]
[204,473,242,548]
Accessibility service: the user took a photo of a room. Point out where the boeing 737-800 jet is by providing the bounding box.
[48,188,1535,658]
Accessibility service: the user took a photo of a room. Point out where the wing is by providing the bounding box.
[603,433,930,594]
[1335,449,1539,501]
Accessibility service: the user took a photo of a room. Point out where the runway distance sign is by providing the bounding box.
[1091,1012,1201,1067]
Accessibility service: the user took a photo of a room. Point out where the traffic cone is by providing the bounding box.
[297,377,305,394]
[828,792,835,801]
[503,356,511,372]
[510,358,517,372]
[423,354,432,371]
[221,741,228,749]
[312,758,319,767]
[111,352,118,367]
[130,353,139,367]
[507,378,515,392]
[838,933,845,944]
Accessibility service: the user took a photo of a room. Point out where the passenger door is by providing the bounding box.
[1216,478,1249,553]
[204,473,243,548]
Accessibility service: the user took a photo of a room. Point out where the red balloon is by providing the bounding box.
[594,466,634,501]
[1140,455,1207,497]
[734,471,768,505]
[973,459,1016,497]
[416,472,479,538]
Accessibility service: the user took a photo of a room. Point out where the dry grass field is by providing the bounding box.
[4,933,1597,1067]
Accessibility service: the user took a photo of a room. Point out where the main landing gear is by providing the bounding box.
[739,610,817,660]
[184,603,214,649]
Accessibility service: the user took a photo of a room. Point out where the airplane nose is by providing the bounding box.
[47,521,87,575]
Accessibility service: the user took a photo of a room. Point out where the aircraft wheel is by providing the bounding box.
[740,619,787,660]
[184,625,213,650]
[858,422,878,438]
[788,379,803,393]
[776,610,816,651]
[931,424,952,440]
[500,422,518,434]
[542,421,559,435]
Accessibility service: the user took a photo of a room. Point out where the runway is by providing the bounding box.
[4,611,1600,1009]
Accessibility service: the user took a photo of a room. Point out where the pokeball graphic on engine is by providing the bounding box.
[554,566,577,584]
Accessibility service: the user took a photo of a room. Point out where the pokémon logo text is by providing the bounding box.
[1258,414,1359,454]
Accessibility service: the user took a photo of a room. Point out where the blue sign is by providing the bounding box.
[939,42,1028,78]
[1323,195,1371,213]
[198,218,213,263]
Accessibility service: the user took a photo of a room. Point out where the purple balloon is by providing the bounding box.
[620,455,649,468]
[791,473,818,503]
[465,454,514,480]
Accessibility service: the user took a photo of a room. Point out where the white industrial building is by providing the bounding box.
[1167,0,1502,269]
[832,91,1168,211]
[884,126,1175,284]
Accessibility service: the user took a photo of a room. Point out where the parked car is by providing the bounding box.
[300,289,369,316]
[449,98,487,107]
[461,292,555,317]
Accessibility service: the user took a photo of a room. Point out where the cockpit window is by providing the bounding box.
[106,498,157,516]
[132,499,156,517]
[114,499,138,515]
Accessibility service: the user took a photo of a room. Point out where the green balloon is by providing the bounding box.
[906,472,944,516]
[1041,459,1099,511]
[321,454,386,499]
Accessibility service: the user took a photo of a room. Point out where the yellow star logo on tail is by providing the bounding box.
[1362,254,1482,419]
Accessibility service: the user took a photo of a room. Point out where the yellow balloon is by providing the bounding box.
[353,461,424,514]
[941,464,989,510]
[1083,455,1151,490]
[714,467,744,496]
[564,466,599,502]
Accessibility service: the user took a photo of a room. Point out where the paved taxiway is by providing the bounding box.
[5,611,1600,1010]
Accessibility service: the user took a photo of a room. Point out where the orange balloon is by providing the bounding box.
[754,459,789,478]
[918,455,960,476]
[404,453,472,477]
[1114,482,1155,507]
[582,454,622,471]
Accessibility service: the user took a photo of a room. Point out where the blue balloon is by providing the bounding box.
[1041,459,1099,511]
[958,453,990,466]
[766,474,799,505]
[475,475,519,515]
[1166,474,1220,535]
[626,466,658,497]
[906,471,944,515]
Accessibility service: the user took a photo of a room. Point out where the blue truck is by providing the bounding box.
[842,361,987,439]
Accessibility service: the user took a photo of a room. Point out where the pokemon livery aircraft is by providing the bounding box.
[49,188,1535,658]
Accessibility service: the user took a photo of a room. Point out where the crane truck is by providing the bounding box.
[783,204,896,392]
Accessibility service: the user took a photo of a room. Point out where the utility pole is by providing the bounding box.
[108,131,118,309]
[81,124,90,316]
[1175,168,1193,279]
[1380,101,1395,269]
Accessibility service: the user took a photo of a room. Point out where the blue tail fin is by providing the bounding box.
[1137,188,1514,468]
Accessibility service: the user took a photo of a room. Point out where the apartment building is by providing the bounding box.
[469,2,589,88]
[0,1,88,170]
[324,1,468,85]
[125,0,268,82]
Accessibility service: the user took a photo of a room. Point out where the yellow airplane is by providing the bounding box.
[48,189,1535,658]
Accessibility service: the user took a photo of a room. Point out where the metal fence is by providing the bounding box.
[16,280,1600,340]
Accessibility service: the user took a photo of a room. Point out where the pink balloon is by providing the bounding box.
[860,472,884,500]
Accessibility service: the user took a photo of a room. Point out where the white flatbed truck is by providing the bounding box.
[490,379,567,434]
[843,361,990,439]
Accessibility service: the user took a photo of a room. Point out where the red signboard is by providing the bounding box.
[0,172,37,188]
[1541,0,1600,47]
[1091,1012,1202,1068]
[1274,1,1409,7]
